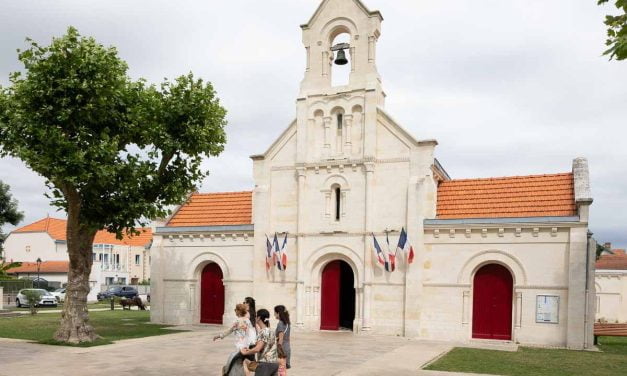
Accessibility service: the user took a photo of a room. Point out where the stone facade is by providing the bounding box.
[150,0,595,349]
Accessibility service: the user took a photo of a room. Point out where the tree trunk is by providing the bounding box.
[53,196,100,344]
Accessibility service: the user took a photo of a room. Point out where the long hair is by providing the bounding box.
[257,308,271,328]
[274,305,291,326]
[245,296,256,324]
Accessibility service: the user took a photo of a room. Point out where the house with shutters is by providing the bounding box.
[150,0,596,349]
[4,217,152,300]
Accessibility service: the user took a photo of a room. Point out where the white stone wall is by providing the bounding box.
[150,233,255,326]
[420,224,593,348]
[596,271,627,323]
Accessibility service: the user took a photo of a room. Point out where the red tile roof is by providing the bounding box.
[436,173,577,219]
[8,261,69,274]
[13,217,152,247]
[167,191,253,227]
[596,250,627,270]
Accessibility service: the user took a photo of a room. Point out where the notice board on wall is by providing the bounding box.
[536,295,559,324]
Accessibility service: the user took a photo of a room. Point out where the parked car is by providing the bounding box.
[51,288,66,302]
[97,286,138,301]
[16,289,58,308]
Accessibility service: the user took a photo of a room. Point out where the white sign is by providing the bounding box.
[536,295,559,324]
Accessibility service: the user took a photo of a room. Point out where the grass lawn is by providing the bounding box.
[425,337,627,376]
[0,310,183,347]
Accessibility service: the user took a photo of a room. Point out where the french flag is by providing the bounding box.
[279,233,288,270]
[386,232,396,272]
[273,233,284,271]
[265,235,273,271]
[397,227,415,264]
[372,234,386,268]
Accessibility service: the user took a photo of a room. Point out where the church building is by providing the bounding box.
[151,0,596,349]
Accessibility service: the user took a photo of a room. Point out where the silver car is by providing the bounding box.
[15,289,58,308]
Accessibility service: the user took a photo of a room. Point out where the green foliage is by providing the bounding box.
[22,290,43,315]
[0,26,227,237]
[597,243,609,260]
[0,259,22,279]
[0,181,24,257]
[598,0,627,60]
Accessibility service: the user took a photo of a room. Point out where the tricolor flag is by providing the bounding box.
[372,233,386,268]
[265,235,273,271]
[279,232,288,270]
[273,233,285,271]
[386,232,396,272]
[396,227,415,264]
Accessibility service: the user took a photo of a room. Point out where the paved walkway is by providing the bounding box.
[0,326,497,376]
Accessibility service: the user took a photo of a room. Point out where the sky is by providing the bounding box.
[0,0,625,248]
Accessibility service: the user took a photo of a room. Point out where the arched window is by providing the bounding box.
[336,113,343,146]
[331,33,350,87]
[335,186,341,221]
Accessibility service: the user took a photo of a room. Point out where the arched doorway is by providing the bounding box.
[320,260,355,331]
[200,263,224,324]
[472,264,513,340]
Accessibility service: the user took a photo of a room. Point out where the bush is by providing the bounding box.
[22,290,42,315]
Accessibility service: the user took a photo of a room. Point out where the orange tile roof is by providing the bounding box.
[8,261,70,274]
[167,191,253,227]
[13,217,152,247]
[13,217,67,241]
[436,173,577,219]
[596,250,627,270]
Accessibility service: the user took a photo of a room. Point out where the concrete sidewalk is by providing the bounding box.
[0,326,506,376]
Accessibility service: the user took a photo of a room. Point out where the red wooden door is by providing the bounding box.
[472,264,513,340]
[200,263,224,324]
[320,261,341,330]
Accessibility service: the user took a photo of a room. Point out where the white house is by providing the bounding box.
[596,247,627,323]
[150,0,596,349]
[4,217,152,301]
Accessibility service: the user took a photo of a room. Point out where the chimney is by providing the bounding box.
[604,242,612,251]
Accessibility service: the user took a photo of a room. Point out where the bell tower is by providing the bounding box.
[295,0,385,164]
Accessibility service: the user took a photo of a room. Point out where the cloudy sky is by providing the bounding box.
[0,0,625,248]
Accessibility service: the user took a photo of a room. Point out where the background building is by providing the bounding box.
[596,245,627,323]
[4,217,152,300]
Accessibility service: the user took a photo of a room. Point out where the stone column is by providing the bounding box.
[0,286,3,311]
[323,116,332,156]
[296,167,306,327]
[362,161,375,331]
[344,114,353,153]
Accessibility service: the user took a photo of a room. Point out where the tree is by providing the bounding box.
[598,0,627,60]
[0,27,227,343]
[0,180,24,259]
[0,259,22,279]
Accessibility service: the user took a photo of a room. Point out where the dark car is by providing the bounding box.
[97,286,138,301]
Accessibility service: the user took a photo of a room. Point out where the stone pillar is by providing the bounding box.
[362,161,375,331]
[296,167,306,327]
[344,114,353,152]
[0,286,3,311]
[323,116,332,155]
[566,226,588,349]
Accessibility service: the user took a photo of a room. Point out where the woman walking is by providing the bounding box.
[241,309,279,376]
[274,305,291,371]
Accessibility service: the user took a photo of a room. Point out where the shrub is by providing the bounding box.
[22,290,42,315]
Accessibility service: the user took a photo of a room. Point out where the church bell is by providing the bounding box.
[334,49,348,65]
